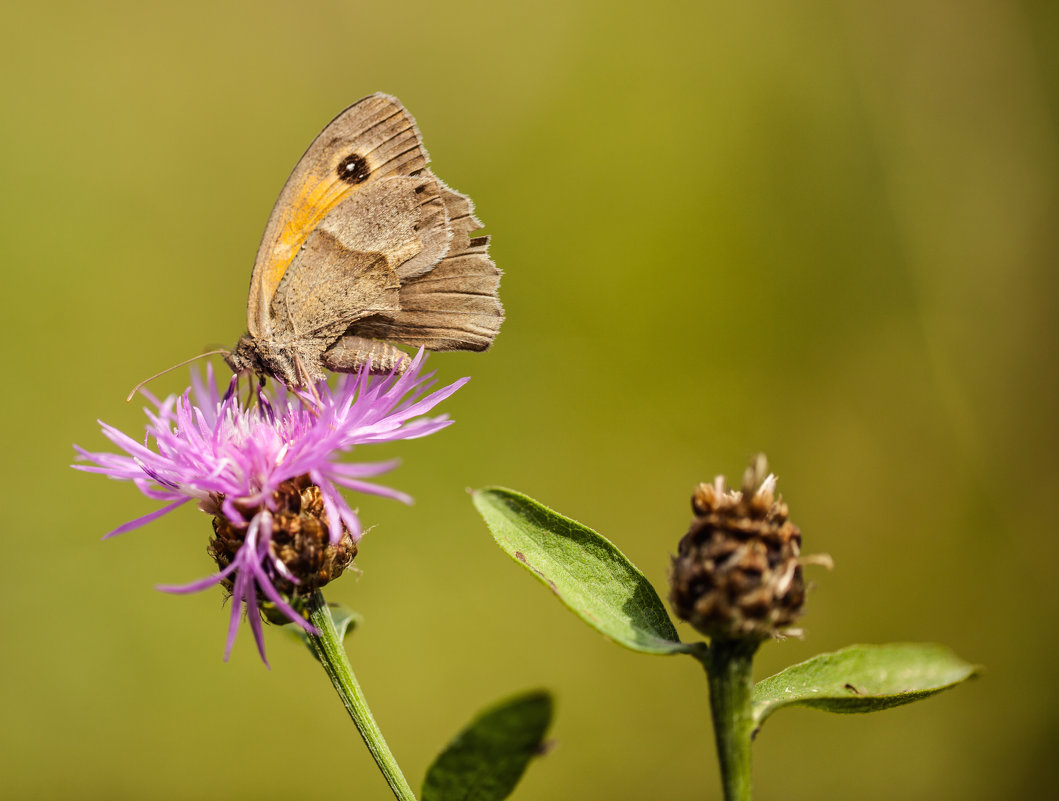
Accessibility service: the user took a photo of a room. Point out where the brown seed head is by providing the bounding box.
[669,455,812,641]
[209,474,357,612]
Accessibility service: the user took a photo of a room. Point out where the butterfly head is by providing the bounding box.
[225,333,263,377]
[225,333,308,389]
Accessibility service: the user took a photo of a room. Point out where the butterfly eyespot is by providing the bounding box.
[336,153,370,184]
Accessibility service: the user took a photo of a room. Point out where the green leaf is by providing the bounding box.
[421,691,554,801]
[752,643,979,731]
[472,487,698,656]
[324,605,361,641]
[284,603,361,660]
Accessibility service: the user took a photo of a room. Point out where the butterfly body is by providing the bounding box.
[225,94,503,387]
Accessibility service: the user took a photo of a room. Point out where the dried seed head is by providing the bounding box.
[670,455,819,641]
[209,474,357,621]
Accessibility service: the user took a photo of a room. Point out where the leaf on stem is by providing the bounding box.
[752,643,979,731]
[284,603,361,659]
[472,487,698,656]
[421,690,554,801]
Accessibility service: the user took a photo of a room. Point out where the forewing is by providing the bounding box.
[345,183,503,351]
[310,172,452,283]
[247,93,429,337]
[270,175,453,338]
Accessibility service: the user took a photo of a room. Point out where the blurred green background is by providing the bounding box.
[3,0,1057,798]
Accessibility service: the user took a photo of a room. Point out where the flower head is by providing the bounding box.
[75,351,467,663]
[669,455,831,642]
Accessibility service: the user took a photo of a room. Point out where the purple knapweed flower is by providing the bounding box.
[74,350,467,663]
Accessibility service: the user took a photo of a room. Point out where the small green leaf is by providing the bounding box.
[325,605,361,641]
[472,487,697,656]
[284,604,361,659]
[752,643,979,730]
[421,691,554,801]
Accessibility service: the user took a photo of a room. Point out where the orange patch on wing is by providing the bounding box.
[256,171,355,299]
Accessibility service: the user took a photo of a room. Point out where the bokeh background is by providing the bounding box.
[3,1,1057,798]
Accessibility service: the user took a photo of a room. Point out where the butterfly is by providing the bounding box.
[224,93,503,388]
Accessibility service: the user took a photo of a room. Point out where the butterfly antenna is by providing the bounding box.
[125,349,230,402]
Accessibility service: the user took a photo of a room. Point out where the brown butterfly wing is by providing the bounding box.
[247,94,429,339]
[341,182,504,351]
[269,175,451,340]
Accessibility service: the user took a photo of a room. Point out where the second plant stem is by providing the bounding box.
[702,637,759,801]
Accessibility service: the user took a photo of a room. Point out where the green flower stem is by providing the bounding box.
[702,638,759,801]
[305,591,417,801]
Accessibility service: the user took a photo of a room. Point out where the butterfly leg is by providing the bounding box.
[322,335,412,376]
[290,352,323,405]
